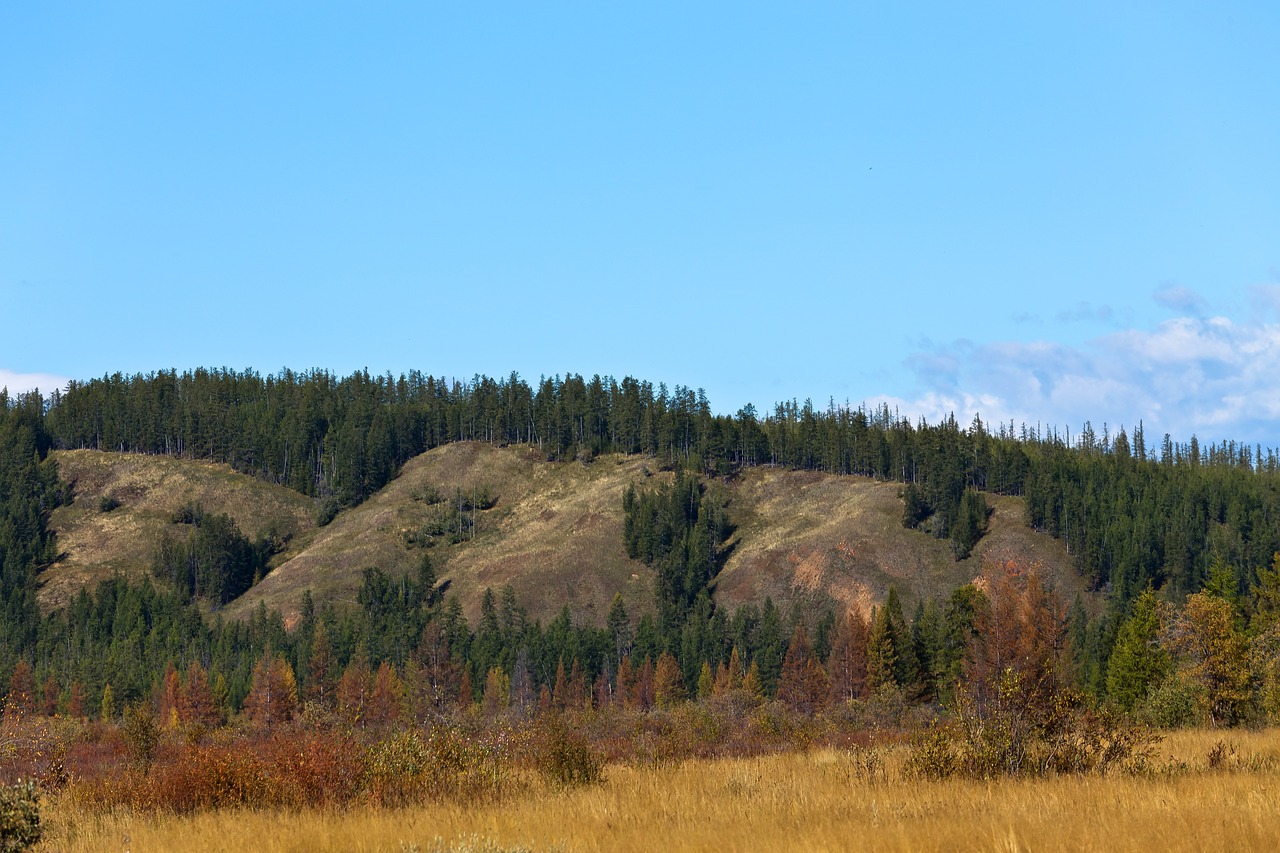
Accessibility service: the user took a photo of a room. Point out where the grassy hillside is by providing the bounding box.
[42,450,317,610]
[716,467,1088,618]
[44,444,1090,626]
[224,442,659,627]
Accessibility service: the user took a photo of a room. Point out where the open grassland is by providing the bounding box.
[43,444,1087,625]
[37,728,1280,853]
[715,468,1084,617]
[41,450,316,610]
[225,443,660,626]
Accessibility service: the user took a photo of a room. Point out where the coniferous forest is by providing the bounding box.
[3,368,1280,841]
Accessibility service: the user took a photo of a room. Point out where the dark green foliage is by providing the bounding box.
[152,507,273,605]
[949,490,990,559]
[1105,589,1169,711]
[6,367,1280,734]
[623,470,732,642]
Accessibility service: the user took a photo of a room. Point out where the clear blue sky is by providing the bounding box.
[4,3,1279,445]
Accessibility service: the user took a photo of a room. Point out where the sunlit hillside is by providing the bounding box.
[44,443,1089,625]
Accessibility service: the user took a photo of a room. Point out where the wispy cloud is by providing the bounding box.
[1153,283,1208,315]
[877,296,1280,445]
[0,368,70,397]
[1055,302,1114,324]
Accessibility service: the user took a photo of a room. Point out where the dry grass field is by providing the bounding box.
[42,444,1087,625]
[36,728,1280,852]
[714,468,1085,618]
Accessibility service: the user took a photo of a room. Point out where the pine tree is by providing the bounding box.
[1169,592,1254,726]
[827,609,870,703]
[180,661,220,728]
[696,661,715,700]
[160,662,182,729]
[306,622,336,709]
[776,623,829,714]
[4,660,35,717]
[367,661,402,726]
[68,681,86,719]
[654,652,686,707]
[244,653,298,728]
[40,674,59,717]
[1106,589,1168,710]
[100,683,116,722]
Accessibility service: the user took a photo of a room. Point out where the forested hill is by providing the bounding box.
[36,368,1280,604]
[5,369,1280,724]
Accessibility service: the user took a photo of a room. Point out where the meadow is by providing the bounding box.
[32,728,1280,853]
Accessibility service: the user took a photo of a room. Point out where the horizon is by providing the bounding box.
[5,4,1279,444]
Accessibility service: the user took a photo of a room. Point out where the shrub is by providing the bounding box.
[121,704,159,772]
[98,495,120,513]
[1141,674,1199,729]
[532,716,603,787]
[903,728,957,781]
[0,782,41,852]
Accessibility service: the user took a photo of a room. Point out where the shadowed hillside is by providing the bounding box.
[43,443,1090,626]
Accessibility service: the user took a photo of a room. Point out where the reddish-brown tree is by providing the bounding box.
[367,661,402,727]
[180,661,221,728]
[654,652,686,708]
[306,622,336,709]
[616,655,635,708]
[634,657,656,710]
[4,660,35,717]
[827,609,870,703]
[67,681,86,719]
[551,658,569,710]
[40,674,60,717]
[244,653,298,728]
[159,662,182,728]
[777,624,830,714]
[337,656,372,726]
[567,659,589,710]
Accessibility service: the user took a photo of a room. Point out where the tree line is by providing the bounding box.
[6,369,1280,727]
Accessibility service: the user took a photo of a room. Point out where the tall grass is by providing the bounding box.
[37,728,1280,852]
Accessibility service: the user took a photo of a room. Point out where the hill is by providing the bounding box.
[41,449,317,610]
[44,443,1089,626]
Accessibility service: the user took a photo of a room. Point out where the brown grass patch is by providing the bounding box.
[41,450,316,610]
[38,728,1280,853]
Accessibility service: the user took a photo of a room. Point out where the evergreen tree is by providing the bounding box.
[1105,588,1168,711]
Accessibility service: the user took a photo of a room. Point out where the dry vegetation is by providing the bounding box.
[41,450,316,610]
[34,728,1280,853]
[706,469,1084,618]
[44,444,1087,625]
[226,443,660,626]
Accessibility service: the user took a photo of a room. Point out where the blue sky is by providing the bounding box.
[4,3,1279,445]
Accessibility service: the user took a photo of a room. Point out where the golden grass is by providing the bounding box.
[225,443,659,626]
[39,728,1280,852]
[41,450,316,610]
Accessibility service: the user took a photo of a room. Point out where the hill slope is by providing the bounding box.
[44,444,1091,625]
[42,450,317,609]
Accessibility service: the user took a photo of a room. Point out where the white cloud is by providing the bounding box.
[0,368,70,397]
[888,307,1280,445]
